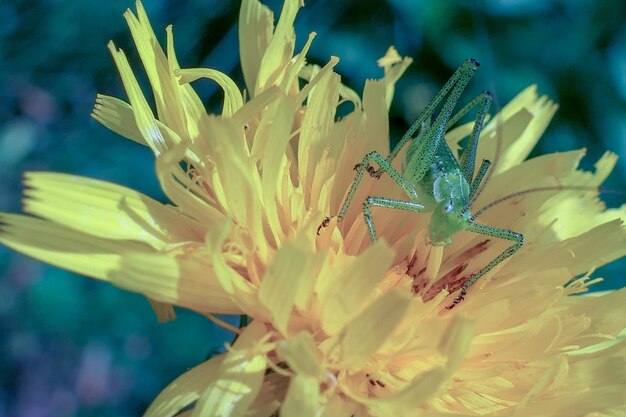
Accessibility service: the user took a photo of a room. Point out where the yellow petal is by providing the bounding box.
[362,78,392,153]
[258,228,326,335]
[107,41,167,155]
[230,85,282,127]
[508,219,626,278]
[0,213,151,280]
[155,144,226,226]
[23,172,204,249]
[92,94,184,148]
[256,96,298,244]
[319,240,396,334]
[176,68,244,117]
[320,395,357,417]
[165,25,210,142]
[238,0,274,95]
[331,289,411,371]
[91,94,144,144]
[204,220,259,314]
[491,85,558,174]
[124,3,188,137]
[144,354,226,417]
[255,0,301,92]
[475,107,534,176]
[196,116,267,255]
[144,321,268,417]
[276,331,324,378]
[147,298,177,322]
[281,375,320,417]
[377,46,413,108]
[109,252,242,314]
[280,32,316,95]
[438,315,474,371]
[298,66,340,197]
[191,351,266,417]
[363,317,473,415]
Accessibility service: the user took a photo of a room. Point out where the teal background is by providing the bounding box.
[0,0,624,416]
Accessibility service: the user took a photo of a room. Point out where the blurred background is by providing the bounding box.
[0,0,624,415]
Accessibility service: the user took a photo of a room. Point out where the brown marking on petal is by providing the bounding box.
[422,262,470,301]
[375,380,386,387]
[368,379,377,386]
[411,276,429,296]
[453,239,490,264]
[406,253,418,272]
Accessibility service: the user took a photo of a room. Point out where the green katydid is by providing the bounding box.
[318,58,524,309]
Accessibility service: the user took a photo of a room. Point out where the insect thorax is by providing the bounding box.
[416,147,472,246]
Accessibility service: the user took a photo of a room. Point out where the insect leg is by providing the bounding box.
[363,197,426,241]
[469,159,491,199]
[383,59,481,170]
[454,91,492,184]
[402,64,480,182]
[446,222,523,309]
[337,151,420,222]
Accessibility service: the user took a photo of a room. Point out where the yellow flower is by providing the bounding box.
[1,0,625,416]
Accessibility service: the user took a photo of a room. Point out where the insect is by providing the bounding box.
[318,58,524,309]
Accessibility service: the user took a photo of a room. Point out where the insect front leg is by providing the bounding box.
[317,151,423,234]
[337,151,421,221]
[446,223,523,309]
[363,197,426,241]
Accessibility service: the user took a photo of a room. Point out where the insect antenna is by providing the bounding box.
[471,185,625,220]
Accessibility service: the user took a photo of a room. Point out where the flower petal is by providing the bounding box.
[124,3,189,137]
[319,240,396,334]
[276,331,324,378]
[330,288,411,371]
[0,213,151,280]
[109,252,242,314]
[255,0,301,92]
[145,321,267,417]
[91,94,144,144]
[22,172,204,249]
[191,321,269,417]
[259,227,326,335]
[107,41,168,155]
[281,375,320,417]
[238,0,274,95]
[144,354,226,417]
[177,68,244,117]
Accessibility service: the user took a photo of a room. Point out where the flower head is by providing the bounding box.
[1,0,625,416]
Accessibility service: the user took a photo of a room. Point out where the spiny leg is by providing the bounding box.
[454,91,492,184]
[445,222,523,309]
[317,151,422,234]
[338,151,420,222]
[382,59,481,171]
[469,159,491,199]
[401,62,481,182]
[445,91,491,130]
[363,197,426,241]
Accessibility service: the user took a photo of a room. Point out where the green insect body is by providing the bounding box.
[321,58,524,309]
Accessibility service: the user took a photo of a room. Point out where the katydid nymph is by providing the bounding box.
[318,58,524,309]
